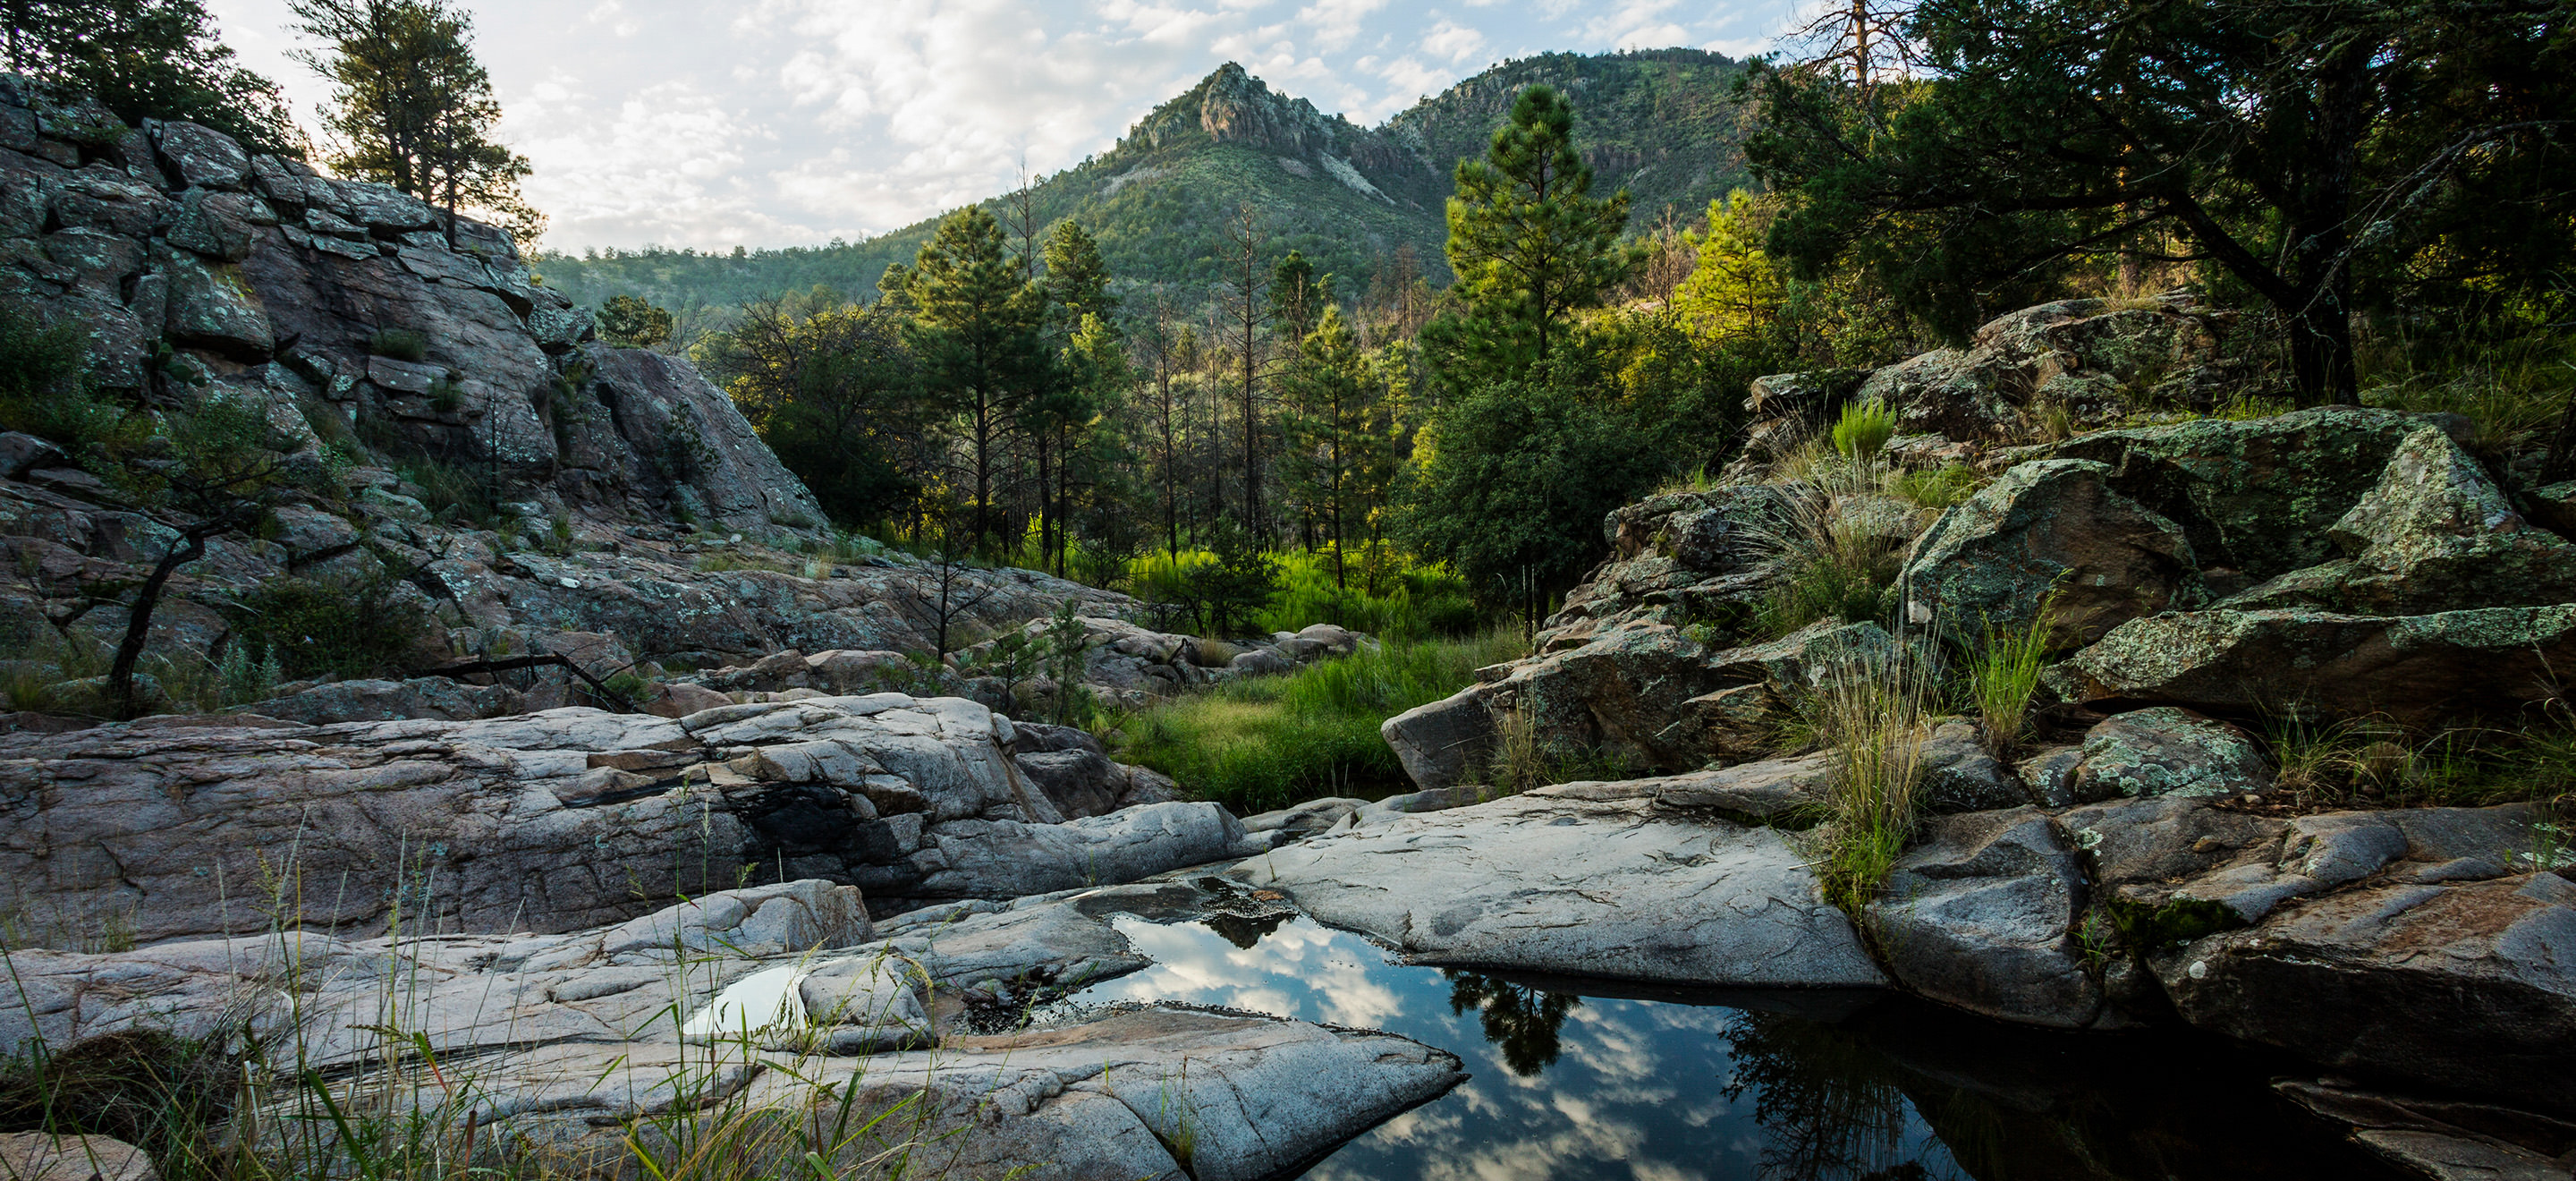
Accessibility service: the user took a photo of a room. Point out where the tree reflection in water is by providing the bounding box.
[1722,1009,1933,1181]
[1443,971,1581,1076]
[1199,911,1291,949]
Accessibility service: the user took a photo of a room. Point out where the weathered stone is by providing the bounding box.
[1235,793,1886,986]
[2068,707,2268,799]
[2038,407,2465,581]
[247,676,521,724]
[2072,605,2576,725]
[1902,458,2196,647]
[150,121,250,190]
[157,244,272,357]
[1907,718,2025,812]
[0,696,1231,945]
[1859,293,2237,443]
[2233,427,2576,616]
[589,348,826,531]
[1603,752,1835,825]
[2159,873,2576,1115]
[2276,1081,2576,1181]
[0,1134,157,1181]
[1380,684,1496,792]
[1867,807,2110,1027]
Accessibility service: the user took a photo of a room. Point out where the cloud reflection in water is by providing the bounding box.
[1046,914,1961,1181]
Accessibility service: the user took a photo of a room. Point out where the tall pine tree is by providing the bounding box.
[909,207,1049,551]
[1436,84,1639,387]
[292,0,542,245]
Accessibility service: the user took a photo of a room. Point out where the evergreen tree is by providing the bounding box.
[1279,305,1385,590]
[292,0,542,246]
[1270,251,1327,345]
[1746,0,2576,404]
[702,297,923,525]
[1437,84,1640,386]
[3,0,299,154]
[1041,221,1116,324]
[909,207,1049,550]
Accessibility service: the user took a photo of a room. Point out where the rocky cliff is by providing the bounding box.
[0,81,1156,715]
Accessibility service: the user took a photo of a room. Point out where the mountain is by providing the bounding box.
[532,48,1753,315]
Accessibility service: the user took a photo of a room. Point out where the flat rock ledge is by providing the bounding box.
[2,879,1463,1181]
[1231,791,1887,987]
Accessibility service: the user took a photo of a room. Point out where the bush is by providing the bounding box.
[1131,546,1479,642]
[395,459,501,528]
[227,572,435,680]
[0,308,143,458]
[367,327,428,361]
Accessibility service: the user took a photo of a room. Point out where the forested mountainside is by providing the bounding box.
[530,48,1748,313]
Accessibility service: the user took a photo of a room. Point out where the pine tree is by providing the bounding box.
[4,0,299,154]
[1042,221,1116,324]
[291,0,542,246]
[909,207,1049,551]
[1439,84,1639,384]
[1279,305,1386,590]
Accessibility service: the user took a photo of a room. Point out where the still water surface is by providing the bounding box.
[1041,913,2404,1181]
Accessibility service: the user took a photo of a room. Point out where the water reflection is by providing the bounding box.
[1042,913,2406,1181]
[1444,970,1579,1077]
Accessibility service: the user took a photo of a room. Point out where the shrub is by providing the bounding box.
[367,327,428,361]
[1890,463,1979,508]
[0,308,142,457]
[1745,463,1913,637]
[226,572,435,680]
[395,459,500,528]
[1830,398,1896,460]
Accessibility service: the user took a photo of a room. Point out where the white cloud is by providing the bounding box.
[199,0,1807,251]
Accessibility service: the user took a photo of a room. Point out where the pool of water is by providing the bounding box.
[1039,913,2408,1181]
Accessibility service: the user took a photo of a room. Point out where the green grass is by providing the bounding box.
[1796,643,1936,919]
[1963,594,2057,760]
[1111,629,1526,814]
[1830,398,1896,461]
[1128,546,1479,641]
[2264,705,2576,810]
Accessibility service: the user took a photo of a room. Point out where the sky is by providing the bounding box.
[202,0,1809,254]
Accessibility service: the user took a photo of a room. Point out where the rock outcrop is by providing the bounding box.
[0,694,1242,942]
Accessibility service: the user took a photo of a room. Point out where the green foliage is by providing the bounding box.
[2105,896,2244,951]
[909,206,1052,548]
[1805,645,1934,917]
[701,298,921,525]
[1438,84,1640,385]
[1187,518,1278,637]
[1746,0,2576,403]
[290,0,542,243]
[597,293,675,348]
[1829,398,1895,460]
[4,0,301,155]
[367,327,428,361]
[0,309,142,458]
[1746,467,1911,637]
[1399,366,1668,607]
[226,572,433,680]
[1965,592,2057,760]
[1114,629,1526,813]
[1131,546,1473,641]
[1040,598,1095,726]
[2264,706,2576,811]
[1890,463,1980,508]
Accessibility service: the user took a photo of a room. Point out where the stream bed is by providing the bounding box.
[1036,912,2409,1181]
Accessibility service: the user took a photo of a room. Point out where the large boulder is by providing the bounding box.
[1902,458,2197,647]
[1866,807,2112,1028]
[1233,792,1886,987]
[2066,707,2270,800]
[2158,872,2576,1115]
[2231,425,2576,616]
[1859,293,2238,443]
[2038,407,2466,585]
[2072,604,2576,725]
